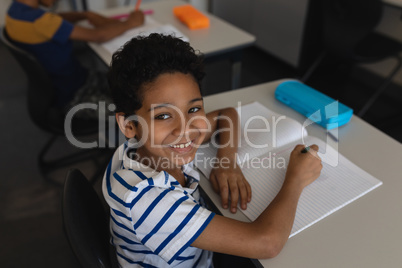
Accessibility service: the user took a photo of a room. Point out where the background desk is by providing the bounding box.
[88,0,255,89]
[212,0,402,74]
[201,79,402,267]
[384,0,402,7]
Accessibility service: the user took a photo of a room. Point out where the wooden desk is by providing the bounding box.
[88,0,255,89]
[201,79,402,267]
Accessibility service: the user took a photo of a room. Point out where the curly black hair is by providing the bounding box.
[108,33,205,116]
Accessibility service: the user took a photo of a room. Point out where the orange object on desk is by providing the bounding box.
[173,5,210,30]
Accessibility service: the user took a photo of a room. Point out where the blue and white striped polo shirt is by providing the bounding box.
[102,142,215,267]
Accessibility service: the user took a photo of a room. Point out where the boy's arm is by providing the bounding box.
[204,107,252,213]
[58,11,118,26]
[57,11,89,23]
[69,10,144,43]
[192,144,322,259]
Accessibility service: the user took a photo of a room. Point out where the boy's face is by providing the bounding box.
[124,72,208,169]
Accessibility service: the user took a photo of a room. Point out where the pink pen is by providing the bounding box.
[111,9,153,20]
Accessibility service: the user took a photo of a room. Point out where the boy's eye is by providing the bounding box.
[189,107,201,113]
[155,113,171,120]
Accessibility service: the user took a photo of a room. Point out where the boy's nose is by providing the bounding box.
[172,117,191,137]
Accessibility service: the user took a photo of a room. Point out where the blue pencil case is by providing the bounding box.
[275,80,353,130]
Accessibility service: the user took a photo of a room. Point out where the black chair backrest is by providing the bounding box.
[62,169,115,268]
[322,0,382,59]
[0,28,64,133]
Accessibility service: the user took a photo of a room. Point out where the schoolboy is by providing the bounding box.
[103,33,322,267]
[5,0,144,110]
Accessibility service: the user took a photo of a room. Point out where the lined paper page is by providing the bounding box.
[196,102,307,178]
[237,102,307,160]
[240,136,383,237]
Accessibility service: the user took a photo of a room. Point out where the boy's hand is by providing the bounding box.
[127,10,145,28]
[209,162,252,213]
[285,144,323,189]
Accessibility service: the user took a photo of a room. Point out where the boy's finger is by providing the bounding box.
[238,180,248,210]
[294,144,306,153]
[307,144,321,160]
[309,144,319,152]
[219,179,229,210]
[244,178,252,202]
[229,180,239,213]
[300,144,320,158]
[209,173,219,194]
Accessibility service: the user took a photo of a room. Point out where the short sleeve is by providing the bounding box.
[129,182,214,264]
[34,12,73,43]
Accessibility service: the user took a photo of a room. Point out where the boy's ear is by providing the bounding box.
[116,112,136,139]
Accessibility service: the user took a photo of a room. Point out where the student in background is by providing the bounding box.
[103,33,322,267]
[5,0,144,115]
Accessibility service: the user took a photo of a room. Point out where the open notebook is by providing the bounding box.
[195,102,382,237]
[101,16,189,54]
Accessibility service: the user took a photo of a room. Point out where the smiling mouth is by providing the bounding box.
[169,140,193,149]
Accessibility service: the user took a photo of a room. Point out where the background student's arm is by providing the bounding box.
[57,11,88,23]
[204,107,251,214]
[58,11,118,26]
[69,10,144,43]
[192,144,322,259]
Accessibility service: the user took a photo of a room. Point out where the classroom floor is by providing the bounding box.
[0,41,401,267]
